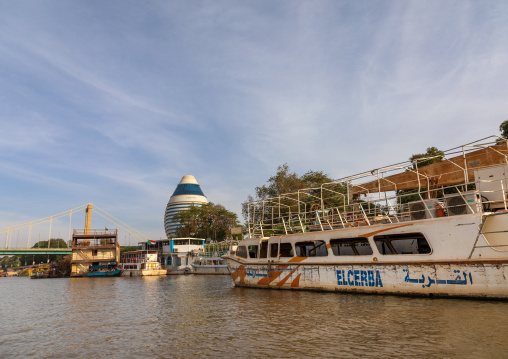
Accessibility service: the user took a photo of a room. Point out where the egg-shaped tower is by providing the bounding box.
[164,175,208,238]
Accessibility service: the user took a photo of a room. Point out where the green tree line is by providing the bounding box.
[173,202,240,241]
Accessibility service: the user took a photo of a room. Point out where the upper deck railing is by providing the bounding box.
[73,229,118,236]
[72,229,118,247]
[246,136,508,238]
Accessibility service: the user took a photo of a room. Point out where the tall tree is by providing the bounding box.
[173,203,239,242]
[500,120,508,139]
[409,146,444,169]
[254,164,306,199]
[398,146,445,204]
[242,164,346,223]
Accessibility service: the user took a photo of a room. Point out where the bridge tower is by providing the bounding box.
[70,204,120,277]
[84,203,92,235]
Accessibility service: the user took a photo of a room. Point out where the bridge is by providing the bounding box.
[0,204,150,257]
[0,248,72,255]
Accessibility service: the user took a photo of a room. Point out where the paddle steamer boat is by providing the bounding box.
[223,136,508,299]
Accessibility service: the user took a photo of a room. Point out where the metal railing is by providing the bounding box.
[246,136,508,238]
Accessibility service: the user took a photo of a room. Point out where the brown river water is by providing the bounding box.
[1,275,507,358]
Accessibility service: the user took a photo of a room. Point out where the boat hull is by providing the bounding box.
[167,266,193,275]
[87,270,122,277]
[121,269,167,277]
[191,265,230,275]
[223,258,508,299]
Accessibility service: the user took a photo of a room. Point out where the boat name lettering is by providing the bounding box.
[336,269,383,287]
[246,268,267,278]
[403,269,473,288]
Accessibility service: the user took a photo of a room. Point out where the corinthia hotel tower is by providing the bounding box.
[164,175,208,238]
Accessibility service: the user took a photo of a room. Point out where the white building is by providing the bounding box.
[164,175,208,238]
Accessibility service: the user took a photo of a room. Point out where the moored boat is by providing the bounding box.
[120,250,167,276]
[29,265,51,279]
[164,238,206,274]
[223,136,508,299]
[191,256,230,275]
[87,263,121,277]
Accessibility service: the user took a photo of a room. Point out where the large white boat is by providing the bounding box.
[120,250,167,276]
[223,136,508,299]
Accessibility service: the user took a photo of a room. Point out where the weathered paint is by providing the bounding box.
[224,212,508,299]
[223,258,508,299]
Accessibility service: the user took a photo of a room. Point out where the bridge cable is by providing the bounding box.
[92,206,150,242]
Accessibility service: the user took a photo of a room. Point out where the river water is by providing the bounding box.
[1,275,507,358]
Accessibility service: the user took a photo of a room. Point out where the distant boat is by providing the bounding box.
[164,238,206,275]
[87,263,121,277]
[119,250,167,276]
[29,265,51,279]
[191,256,230,275]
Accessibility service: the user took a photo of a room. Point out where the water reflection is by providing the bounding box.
[1,276,507,358]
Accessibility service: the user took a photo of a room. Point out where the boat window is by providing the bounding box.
[279,243,294,257]
[330,238,373,256]
[270,243,279,257]
[248,245,258,258]
[236,246,248,258]
[259,241,268,258]
[374,233,431,255]
[295,240,328,257]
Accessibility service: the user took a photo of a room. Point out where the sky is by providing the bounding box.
[1,0,508,245]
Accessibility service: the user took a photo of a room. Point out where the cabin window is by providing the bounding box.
[248,245,258,258]
[236,246,248,258]
[295,240,328,257]
[330,238,373,256]
[279,243,294,257]
[259,241,268,258]
[92,249,98,256]
[270,243,279,257]
[374,233,431,255]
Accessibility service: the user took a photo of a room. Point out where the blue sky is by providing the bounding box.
[1,1,508,244]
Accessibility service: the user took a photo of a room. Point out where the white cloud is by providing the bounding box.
[1,1,508,241]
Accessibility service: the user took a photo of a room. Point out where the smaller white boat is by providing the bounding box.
[120,250,167,277]
[191,257,230,275]
[163,238,206,275]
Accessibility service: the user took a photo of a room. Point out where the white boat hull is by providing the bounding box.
[223,259,508,299]
[191,264,230,275]
[166,265,193,275]
[121,269,167,277]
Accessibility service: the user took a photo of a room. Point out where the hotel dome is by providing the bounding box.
[164,175,208,238]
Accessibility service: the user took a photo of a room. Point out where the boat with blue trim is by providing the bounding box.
[87,263,122,277]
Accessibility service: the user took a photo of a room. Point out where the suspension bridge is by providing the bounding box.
[0,204,151,256]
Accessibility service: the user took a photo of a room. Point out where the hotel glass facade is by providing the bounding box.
[164,175,208,238]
